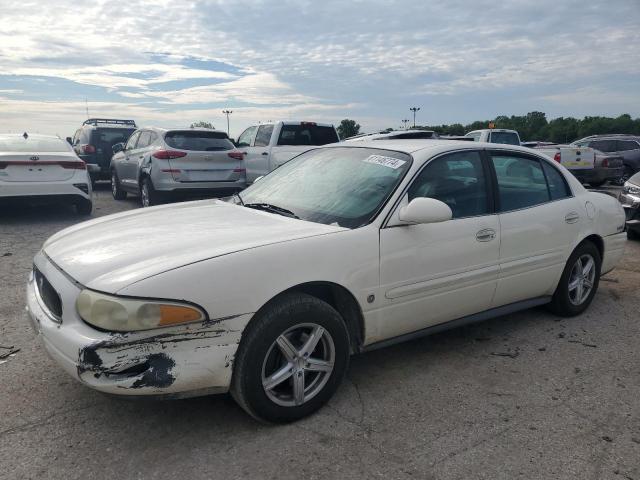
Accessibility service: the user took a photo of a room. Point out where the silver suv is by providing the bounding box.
[110,127,245,207]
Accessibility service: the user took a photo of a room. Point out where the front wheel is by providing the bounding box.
[231,293,350,423]
[547,241,601,317]
[588,180,606,188]
[614,166,634,186]
[111,170,126,200]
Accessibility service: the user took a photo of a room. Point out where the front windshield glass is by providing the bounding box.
[239,147,411,228]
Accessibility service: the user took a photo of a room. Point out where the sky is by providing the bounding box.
[0,0,639,138]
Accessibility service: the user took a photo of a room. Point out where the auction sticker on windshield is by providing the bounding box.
[363,155,406,169]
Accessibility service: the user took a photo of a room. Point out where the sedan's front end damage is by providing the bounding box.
[26,251,252,397]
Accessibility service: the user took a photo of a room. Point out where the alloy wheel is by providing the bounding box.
[261,323,335,407]
[568,254,596,306]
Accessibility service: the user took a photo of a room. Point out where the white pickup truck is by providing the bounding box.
[466,128,596,178]
[236,121,339,183]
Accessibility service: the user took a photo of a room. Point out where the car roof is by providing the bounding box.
[326,139,537,156]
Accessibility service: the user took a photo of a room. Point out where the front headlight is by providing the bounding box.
[623,182,640,195]
[76,289,206,331]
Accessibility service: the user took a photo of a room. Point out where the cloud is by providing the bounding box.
[0,0,639,135]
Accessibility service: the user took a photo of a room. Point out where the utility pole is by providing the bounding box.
[401,119,410,130]
[409,107,420,128]
[222,110,233,135]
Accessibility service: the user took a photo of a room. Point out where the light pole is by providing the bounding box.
[409,107,420,128]
[401,119,410,130]
[222,110,233,135]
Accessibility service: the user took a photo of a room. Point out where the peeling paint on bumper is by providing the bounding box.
[26,251,252,397]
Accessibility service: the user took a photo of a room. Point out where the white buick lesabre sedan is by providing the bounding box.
[26,140,627,422]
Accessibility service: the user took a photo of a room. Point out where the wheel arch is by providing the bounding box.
[581,233,604,260]
[251,281,365,354]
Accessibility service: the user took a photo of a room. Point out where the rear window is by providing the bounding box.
[91,128,135,146]
[0,136,70,152]
[489,132,520,145]
[164,131,234,151]
[277,124,339,146]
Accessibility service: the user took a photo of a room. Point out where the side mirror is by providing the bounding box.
[398,197,452,224]
[66,137,73,145]
[112,143,124,154]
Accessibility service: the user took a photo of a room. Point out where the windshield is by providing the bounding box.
[489,132,520,145]
[277,124,339,146]
[164,131,234,151]
[0,135,70,152]
[239,147,411,228]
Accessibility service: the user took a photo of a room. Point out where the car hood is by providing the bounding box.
[43,200,346,292]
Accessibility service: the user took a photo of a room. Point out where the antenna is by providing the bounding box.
[85,99,89,118]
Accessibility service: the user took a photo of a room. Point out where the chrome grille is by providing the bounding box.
[33,267,62,321]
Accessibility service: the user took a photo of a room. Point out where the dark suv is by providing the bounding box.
[572,135,640,185]
[68,119,137,181]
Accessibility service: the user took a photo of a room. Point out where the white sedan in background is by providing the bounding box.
[0,133,92,214]
[26,140,626,422]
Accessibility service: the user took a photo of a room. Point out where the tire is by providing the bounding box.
[140,176,162,207]
[588,180,606,188]
[231,292,350,423]
[75,199,93,216]
[111,170,127,200]
[614,166,634,186]
[547,241,601,317]
[628,229,640,241]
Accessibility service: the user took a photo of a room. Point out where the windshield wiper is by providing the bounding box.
[244,203,299,219]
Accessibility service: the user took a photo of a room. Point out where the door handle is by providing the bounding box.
[476,228,496,242]
[261,152,269,156]
[565,212,580,224]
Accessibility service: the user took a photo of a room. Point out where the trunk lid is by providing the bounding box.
[0,152,81,182]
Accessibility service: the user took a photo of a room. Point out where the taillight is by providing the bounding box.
[300,122,317,126]
[553,152,561,163]
[82,144,96,154]
[152,150,188,160]
[602,159,609,168]
[60,161,87,170]
[227,151,244,160]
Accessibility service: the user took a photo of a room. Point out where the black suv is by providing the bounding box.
[68,119,137,181]
[572,134,640,185]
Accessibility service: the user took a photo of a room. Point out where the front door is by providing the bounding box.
[244,124,274,183]
[377,150,500,341]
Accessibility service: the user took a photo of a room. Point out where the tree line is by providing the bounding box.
[413,112,640,143]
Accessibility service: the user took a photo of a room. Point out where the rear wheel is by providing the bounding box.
[111,170,126,200]
[140,177,162,207]
[231,293,350,423]
[547,241,601,317]
[75,199,92,216]
[628,229,640,241]
[589,180,606,188]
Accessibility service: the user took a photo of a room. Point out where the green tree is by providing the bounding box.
[337,119,361,139]
[190,121,214,129]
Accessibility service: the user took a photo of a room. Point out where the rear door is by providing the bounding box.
[489,150,582,307]
[164,130,241,182]
[0,136,81,182]
[117,131,141,187]
[92,128,135,171]
[244,125,274,182]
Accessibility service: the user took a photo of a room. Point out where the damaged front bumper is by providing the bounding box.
[26,251,252,397]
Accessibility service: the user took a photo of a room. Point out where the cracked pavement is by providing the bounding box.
[1,184,639,480]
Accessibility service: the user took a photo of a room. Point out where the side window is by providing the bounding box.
[541,162,571,200]
[148,132,158,145]
[125,131,140,150]
[589,140,616,152]
[254,125,275,147]
[617,140,640,152]
[136,131,151,149]
[466,132,481,142]
[237,126,256,147]
[72,130,81,145]
[408,151,488,219]
[491,154,550,211]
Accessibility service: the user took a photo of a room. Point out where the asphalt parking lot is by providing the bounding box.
[1,184,639,480]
